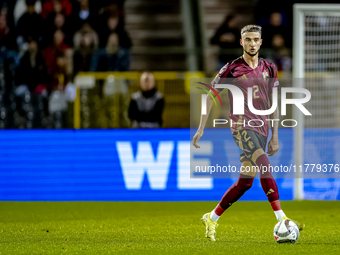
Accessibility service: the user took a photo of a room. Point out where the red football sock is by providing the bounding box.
[214,204,225,216]
[216,174,254,215]
[270,200,282,211]
[256,154,280,204]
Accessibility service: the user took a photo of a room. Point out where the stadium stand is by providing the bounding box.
[0,0,296,129]
[125,0,187,71]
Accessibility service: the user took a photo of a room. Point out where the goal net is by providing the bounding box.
[293,4,340,200]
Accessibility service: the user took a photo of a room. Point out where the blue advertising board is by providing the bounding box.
[0,129,339,201]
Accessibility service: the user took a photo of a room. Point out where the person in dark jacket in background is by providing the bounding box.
[16,0,43,41]
[210,15,240,70]
[128,72,164,128]
[16,37,48,93]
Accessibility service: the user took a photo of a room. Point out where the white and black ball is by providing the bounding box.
[273,219,299,243]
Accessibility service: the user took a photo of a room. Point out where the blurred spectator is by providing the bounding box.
[90,33,129,71]
[15,37,48,94]
[73,22,98,49]
[78,0,90,20]
[72,0,94,30]
[99,13,131,49]
[14,0,41,26]
[91,0,125,15]
[210,15,240,69]
[42,29,70,90]
[0,3,18,128]
[43,11,73,47]
[262,12,291,48]
[97,1,120,17]
[268,34,292,76]
[41,0,72,19]
[0,14,18,94]
[52,50,69,90]
[128,72,164,128]
[95,0,126,30]
[1,0,16,31]
[0,12,17,53]
[0,14,9,44]
[16,0,43,41]
[0,16,17,93]
[73,23,98,73]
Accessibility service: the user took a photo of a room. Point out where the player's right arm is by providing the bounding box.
[193,64,230,148]
[192,89,222,148]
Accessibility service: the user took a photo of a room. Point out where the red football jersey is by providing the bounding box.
[212,56,279,137]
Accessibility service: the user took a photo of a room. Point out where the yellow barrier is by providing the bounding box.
[73,87,80,129]
[73,71,206,129]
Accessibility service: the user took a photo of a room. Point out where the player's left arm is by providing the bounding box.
[268,97,279,156]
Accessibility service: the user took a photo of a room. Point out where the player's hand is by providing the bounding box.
[193,129,204,148]
[267,139,279,156]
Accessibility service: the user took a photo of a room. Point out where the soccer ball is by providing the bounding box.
[273,219,299,243]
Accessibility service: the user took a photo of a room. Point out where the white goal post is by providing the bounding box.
[293,4,340,200]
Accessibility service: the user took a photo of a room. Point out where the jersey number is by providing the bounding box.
[241,130,251,142]
[253,85,259,98]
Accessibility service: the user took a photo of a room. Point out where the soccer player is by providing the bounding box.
[192,24,304,242]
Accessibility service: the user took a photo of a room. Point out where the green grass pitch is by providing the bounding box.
[0,201,339,254]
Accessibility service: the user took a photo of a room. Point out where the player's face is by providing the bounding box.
[240,32,262,57]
